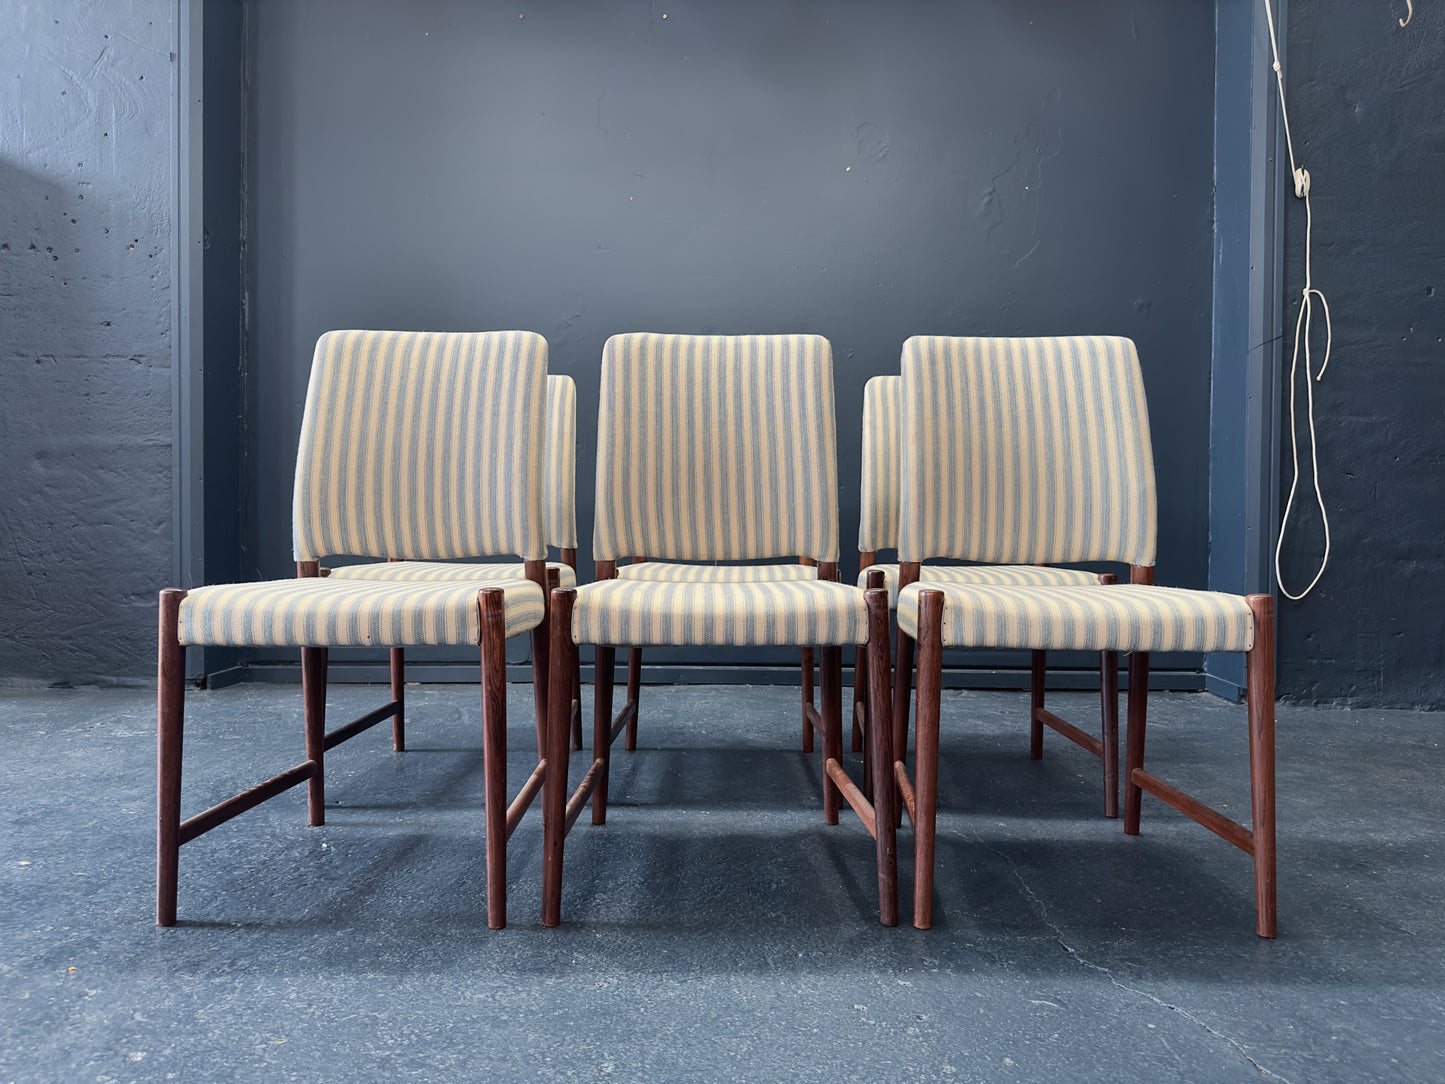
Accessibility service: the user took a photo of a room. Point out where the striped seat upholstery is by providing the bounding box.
[179,577,546,648]
[617,562,817,584]
[898,335,1157,568]
[573,579,867,647]
[293,329,548,564]
[328,560,577,589]
[897,583,1254,654]
[857,562,1101,606]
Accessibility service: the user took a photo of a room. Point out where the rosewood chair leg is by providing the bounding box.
[542,588,576,928]
[1030,650,1046,760]
[912,590,945,930]
[532,618,552,763]
[851,644,865,754]
[890,626,915,829]
[390,648,406,751]
[1247,594,1278,938]
[156,589,187,927]
[624,647,642,751]
[479,590,509,929]
[1101,650,1120,818]
[801,647,816,753]
[593,645,616,825]
[1123,651,1150,835]
[821,645,842,825]
[301,647,327,827]
[866,590,898,927]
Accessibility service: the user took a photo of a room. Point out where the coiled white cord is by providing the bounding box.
[1263,0,1334,600]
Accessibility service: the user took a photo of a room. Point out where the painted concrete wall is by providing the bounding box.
[1274,0,1444,707]
[240,0,1219,674]
[0,1,174,685]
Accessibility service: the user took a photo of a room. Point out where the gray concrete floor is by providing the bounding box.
[1,682,1442,1082]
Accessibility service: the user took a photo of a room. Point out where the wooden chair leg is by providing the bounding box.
[866,590,898,927]
[571,651,584,752]
[1123,651,1150,835]
[851,644,865,753]
[390,648,406,751]
[479,590,509,929]
[1101,650,1119,818]
[156,589,187,927]
[912,590,944,930]
[801,647,816,753]
[593,645,616,825]
[301,647,327,827]
[890,626,915,828]
[1247,595,1277,938]
[1030,650,1046,759]
[821,645,842,825]
[542,588,576,928]
[624,647,642,751]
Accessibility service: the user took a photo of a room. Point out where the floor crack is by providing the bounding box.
[965,829,1295,1083]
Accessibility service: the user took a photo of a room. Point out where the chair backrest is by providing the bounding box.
[293,329,548,563]
[593,333,840,564]
[898,335,1157,567]
[545,374,579,551]
[858,374,902,554]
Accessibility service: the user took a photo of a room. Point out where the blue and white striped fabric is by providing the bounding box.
[571,579,867,647]
[858,375,902,554]
[545,375,579,550]
[179,577,546,647]
[616,562,817,584]
[898,336,1157,567]
[857,562,1102,607]
[327,560,577,589]
[896,583,1253,654]
[592,333,840,564]
[292,329,548,563]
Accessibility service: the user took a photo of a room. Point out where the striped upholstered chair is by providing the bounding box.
[540,333,899,926]
[892,335,1276,936]
[156,330,552,929]
[326,373,585,751]
[852,375,1120,815]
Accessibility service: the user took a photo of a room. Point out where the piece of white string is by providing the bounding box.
[1263,0,1333,600]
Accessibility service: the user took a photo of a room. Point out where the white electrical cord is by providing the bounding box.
[1263,0,1333,600]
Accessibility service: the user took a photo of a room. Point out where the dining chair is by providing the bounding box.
[891,335,1276,935]
[156,329,553,930]
[540,332,898,926]
[852,374,1121,815]
[326,373,585,751]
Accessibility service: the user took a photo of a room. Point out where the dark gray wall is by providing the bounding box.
[1273,1,1444,707]
[241,0,1219,673]
[0,0,174,686]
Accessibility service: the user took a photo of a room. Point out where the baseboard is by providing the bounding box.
[1203,672,1247,703]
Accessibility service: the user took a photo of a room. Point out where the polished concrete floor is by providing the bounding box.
[2,681,1442,1082]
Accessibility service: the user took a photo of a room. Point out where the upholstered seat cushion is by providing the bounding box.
[571,578,868,647]
[616,562,817,584]
[179,577,545,647]
[328,560,577,589]
[896,583,1255,654]
[858,563,1102,607]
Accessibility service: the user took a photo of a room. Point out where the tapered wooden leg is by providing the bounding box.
[912,591,944,930]
[389,648,406,751]
[301,647,327,827]
[542,588,576,927]
[625,647,642,751]
[821,645,842,825]
[891,626,915,828]
[1123,651,1150,835]
[851,644,865,753]
[480,590,509,929]
[156,589,187,927]
[866,590,898,927]
[1030,650,1046,759]
[1247,595,1277,938]
[801,646,816,753]
[1101,651,1119,818]
[858,568,887,798]
[593,645,616,825]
